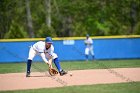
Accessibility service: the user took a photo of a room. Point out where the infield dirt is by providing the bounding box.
[0,68,140,91]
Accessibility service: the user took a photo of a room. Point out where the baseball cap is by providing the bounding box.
[45,37,53,43]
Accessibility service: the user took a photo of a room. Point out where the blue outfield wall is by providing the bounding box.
[0,37,140,63]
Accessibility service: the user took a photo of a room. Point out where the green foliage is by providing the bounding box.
[134,22,140,34]
[4,21,27,38]
[0,0,140,38]
[36,24,56,38]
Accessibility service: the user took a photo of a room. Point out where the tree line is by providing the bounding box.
[0,0,140,39]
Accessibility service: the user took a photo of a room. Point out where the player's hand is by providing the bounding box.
[48,60,53,69]
[49,64,53,69]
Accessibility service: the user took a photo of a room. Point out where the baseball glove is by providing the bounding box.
[49,68,58,76]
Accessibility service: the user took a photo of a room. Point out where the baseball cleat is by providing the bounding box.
[26,72,30,77]
[59,70,67,76]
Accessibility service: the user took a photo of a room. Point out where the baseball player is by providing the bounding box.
[84,34,94,61]
[26,37,67,77]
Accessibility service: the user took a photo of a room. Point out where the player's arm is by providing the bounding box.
[47,46,54,68]
[85,38,93,45]
[89,38,93,45]
[48,57,53,68]
[40,53,52,68]
[84,40,88,45]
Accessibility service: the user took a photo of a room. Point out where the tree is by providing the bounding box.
[4,20,27,38]
[0,0,140,39]
[25,0,34,38]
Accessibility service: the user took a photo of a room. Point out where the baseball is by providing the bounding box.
[70,73,73,76]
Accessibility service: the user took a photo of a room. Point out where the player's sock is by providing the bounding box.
[54,58,62,72]
[85,55,88,61]
[27,59,32,73]
[92,55,94,59]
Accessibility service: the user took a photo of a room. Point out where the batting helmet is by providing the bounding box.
[45,37,53,43]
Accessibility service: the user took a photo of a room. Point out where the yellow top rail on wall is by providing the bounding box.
[0,35,140,42]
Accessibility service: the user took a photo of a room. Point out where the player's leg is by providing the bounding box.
[85,47,89,61]
[90,47,94,60]
[26,47,37,77]
[52,53,67,76]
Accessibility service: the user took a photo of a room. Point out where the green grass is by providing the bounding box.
[1,82,140,93]
[0,59,140,74]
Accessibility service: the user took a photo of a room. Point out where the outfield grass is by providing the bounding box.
[0,82,140,93]
[0,59,140,74]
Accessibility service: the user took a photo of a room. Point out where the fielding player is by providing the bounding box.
[84,34,94,61]
[26,37,67,77]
